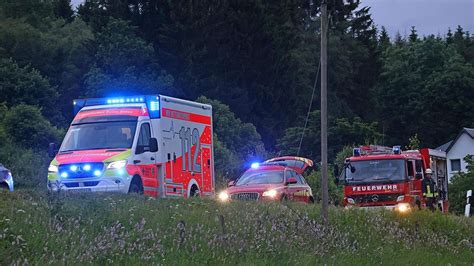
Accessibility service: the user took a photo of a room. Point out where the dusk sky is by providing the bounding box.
[71,0,473,37]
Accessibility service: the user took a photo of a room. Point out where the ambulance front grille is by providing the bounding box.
[231,192,259,201]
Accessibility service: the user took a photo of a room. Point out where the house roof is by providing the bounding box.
[438,128,474,153]
[436,140,452,152]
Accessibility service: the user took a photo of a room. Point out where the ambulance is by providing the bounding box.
[47,95,215,198]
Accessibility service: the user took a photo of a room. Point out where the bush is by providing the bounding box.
[0,141,49,188]
[2,104,62,149]
[449,155,474,215]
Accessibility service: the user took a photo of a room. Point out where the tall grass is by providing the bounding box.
[0,190,473,265]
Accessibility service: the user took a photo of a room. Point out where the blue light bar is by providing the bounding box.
[73,95,160,116]
[251,162,260,169]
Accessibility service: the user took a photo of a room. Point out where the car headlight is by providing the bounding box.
[396,195,405,202]
[262,189,278,198]
[107,160,127,169]
[395,203,411,213]
[218,191,229,201]
[48,165,58,173]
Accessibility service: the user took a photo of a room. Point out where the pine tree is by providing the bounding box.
[409,26,418,43]
[54,0,74,22]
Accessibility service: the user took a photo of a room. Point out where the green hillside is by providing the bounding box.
[1,190,472,265]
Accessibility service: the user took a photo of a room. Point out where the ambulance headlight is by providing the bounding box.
[48,165,58,173]
[262,189,278,198]
[218,191,229,201]
[107,160,127,169]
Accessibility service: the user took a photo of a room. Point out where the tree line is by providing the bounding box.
[0,0,473,188]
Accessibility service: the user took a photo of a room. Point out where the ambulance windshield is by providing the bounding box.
[60,121,137,152]
[345,159,406,183]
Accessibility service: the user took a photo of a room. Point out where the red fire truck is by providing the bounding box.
[335,145,449,212]
[47,95,215,198]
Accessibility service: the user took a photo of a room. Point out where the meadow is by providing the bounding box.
[0,190,473,265]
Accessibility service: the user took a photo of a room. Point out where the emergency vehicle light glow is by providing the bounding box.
[107,97,145,104]
[149,101,159,111]
[251,162,260,169]
[392,146,401,154]
[83,164,91,171]
[60,172,68,178]
[353,148,361,157]
[93,170,102,177]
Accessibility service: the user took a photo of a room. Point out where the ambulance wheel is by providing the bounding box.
[129,176,143,194]
[190,184,200,197]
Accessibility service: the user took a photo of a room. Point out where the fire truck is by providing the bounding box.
[335,145,449,212]
[47,95,215,198]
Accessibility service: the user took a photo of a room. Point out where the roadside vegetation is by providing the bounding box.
[1,190,472,265]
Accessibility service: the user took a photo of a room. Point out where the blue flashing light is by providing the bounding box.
[70,165,78,172]
[83,164,91,171]
[60,172,68,178]
[93,170,102,177]
[353,148,361,157]
[118,169,125,176]
[251,162,260,169]
[73,95,161,116]
[393,145,401,154]
[149,101,160,111]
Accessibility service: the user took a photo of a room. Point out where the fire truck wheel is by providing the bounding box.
[190,184,200,197]
[309,196,315,204]
[280,194,288,202]
[128,176,144,194]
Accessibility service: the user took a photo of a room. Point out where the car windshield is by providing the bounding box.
[60,121,137,152]
[345,159,406,183]
[236,170,284,186]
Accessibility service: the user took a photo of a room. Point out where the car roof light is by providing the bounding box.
[251,162,260,169]
[353,148,361,157]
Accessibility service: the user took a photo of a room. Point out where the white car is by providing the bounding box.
[0,164,14,192]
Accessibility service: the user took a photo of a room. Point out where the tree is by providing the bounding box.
[2,104,62,149]
[0,58,58,119]
[196,96,267,178]
[277,111,381,162]
[374,36,474,147]
[83,19,174,97]
[53,0,74,22]
[409,26,418,43]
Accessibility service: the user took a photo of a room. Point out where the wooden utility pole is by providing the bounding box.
[320,0,329,222]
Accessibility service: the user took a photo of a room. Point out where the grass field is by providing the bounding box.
[0,190,473,265]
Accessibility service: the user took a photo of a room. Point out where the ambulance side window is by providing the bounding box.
[136,123,151,154]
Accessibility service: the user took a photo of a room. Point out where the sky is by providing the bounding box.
[71,0,474,37]
[361,0,474,37]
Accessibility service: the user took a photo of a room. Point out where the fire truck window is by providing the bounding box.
[407,161,414,179]
[136,123,151,154]
[415,160,423,175]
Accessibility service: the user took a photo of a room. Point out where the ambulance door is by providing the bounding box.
[133,120,158,196]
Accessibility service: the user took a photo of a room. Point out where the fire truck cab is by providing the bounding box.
[47,95,215,198]
[336,145,448,212]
